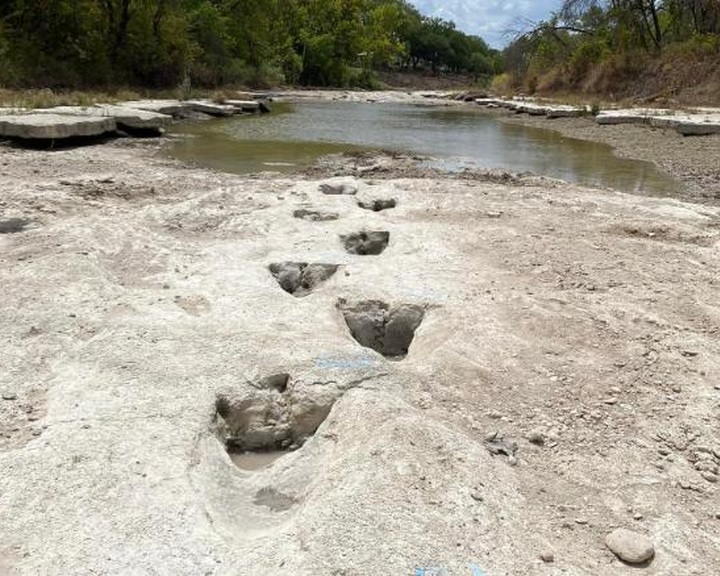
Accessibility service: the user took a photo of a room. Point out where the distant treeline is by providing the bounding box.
[502,0,720,99]
[0,0,501,89]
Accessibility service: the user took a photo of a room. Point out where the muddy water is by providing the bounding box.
[169,100,679,195]
[229,450,286,471]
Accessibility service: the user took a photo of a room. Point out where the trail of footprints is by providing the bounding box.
[216,180,426,484]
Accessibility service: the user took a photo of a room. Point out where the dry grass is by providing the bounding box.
[0,87,257,110]
[0,88,142,109]
[528,48,720,108]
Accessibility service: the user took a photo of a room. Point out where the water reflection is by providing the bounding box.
[169,100,678,195]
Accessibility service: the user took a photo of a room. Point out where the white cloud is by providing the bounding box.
[409,0,562,48]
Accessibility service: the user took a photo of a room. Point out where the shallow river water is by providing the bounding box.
[169,100,678,195]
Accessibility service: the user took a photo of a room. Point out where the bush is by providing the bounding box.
[489,72,514,94]
[667,33,720,58]
[568,39,609,82]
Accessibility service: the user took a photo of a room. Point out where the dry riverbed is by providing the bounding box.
[0,114,719,576]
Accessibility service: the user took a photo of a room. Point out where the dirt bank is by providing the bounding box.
[0,128,718,575]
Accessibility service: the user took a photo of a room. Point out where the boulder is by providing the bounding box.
[0,114,116,140]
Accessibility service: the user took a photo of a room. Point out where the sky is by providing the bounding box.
[409,0,563,48]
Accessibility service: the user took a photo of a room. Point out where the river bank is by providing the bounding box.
[1,98,719,575]
[274,91,720,205]
[495,111,720,204]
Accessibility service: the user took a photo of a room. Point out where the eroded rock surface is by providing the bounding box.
[293,208,339,221]
[319,181,358,195]
[269,262,339,296]
[0,218,31,234]
[357,198,397,212]
[341,231,390,255]
[338,299,425,359]
[215,376,338,452]
[0,139,719,576]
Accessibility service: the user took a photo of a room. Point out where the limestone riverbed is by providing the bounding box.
[0,104,719,575]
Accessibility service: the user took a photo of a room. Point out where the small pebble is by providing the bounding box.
[528,430,545,445]
[540,551,554,563]
[2,392,17,401]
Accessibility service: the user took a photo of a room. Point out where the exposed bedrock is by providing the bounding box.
[268,262,339,296]
[337,299,426,359]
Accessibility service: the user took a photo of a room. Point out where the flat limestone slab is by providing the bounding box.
[122,99,188,115]
[225,99,260,111]
[186,100,237,117]
[475,98,506,107]
[514,102,549,116]
[671,114,720,135]
[0,113,116,139]
[32,105,170,131]
[545,104,588,118]
[0,107,28,115]
[93,105,171,130]
[597,108,720,135]
[595,108,673,125]
[478,99,587,119]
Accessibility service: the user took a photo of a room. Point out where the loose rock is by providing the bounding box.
[293,208,339,221]
[527,430,545,445]
[320,182,358,195]
[605,528,655,564]
[0,218,31,234]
